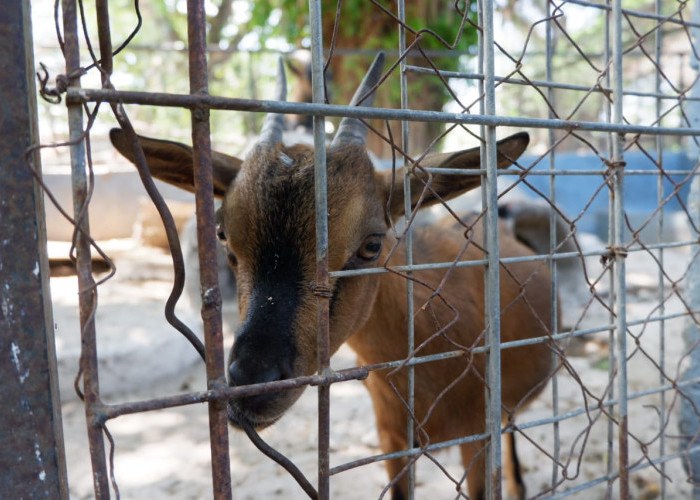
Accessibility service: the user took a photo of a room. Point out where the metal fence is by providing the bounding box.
[16,0,700,498]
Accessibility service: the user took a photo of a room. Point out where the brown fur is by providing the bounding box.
[110,58,552,496]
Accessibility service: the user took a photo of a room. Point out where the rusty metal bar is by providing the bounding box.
[61,0,110,497]
[65,88,700,136]
[185,0,232,498]
[308,0,331,497]
[0,1,68,497]
[99,366,369,419]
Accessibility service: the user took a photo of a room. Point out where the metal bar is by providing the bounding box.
[330,379,700,481]
[547,444,700,500]
[185,0,232,498]
[397,0,416,497]
[61,0,110,496]
[611,1,630,497]
[603,3,617,494]
[566,0,700,28]
[34,41,699,61]
[482,0,503,497]
[66,88,700,136]
[404,64,700,102]
[545,2,561,491]
[654,1,668,496]
[99,367,369,419]
[308,0,331,497]
[330,239,700,277]
[679,2,700,498]
[0,0,68,496]
[92,319,700,422]
[417,168,699,176]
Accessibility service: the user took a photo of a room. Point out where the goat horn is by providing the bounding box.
[331,51,385,148]
[258,56,287,147]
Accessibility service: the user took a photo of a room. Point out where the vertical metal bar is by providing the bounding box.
[653,1,667,497]
[679,1,700,497]
[61,0,110,496]
[611,1,629,497]
[603,2,617,496]
[308,0,330,498]
[397,0,415,497]
[545,2,560,492]
[0,0,68,496]
[482,0,503,498]
[185,1,232,498]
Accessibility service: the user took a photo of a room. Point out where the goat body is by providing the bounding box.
[110,53,553,499]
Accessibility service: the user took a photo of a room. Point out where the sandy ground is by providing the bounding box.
[52,239,696,499]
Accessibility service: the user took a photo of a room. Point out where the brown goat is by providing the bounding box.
[110,53,553,500]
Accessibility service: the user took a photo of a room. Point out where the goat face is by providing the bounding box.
[109,52,530,430]
[219,142,386,427]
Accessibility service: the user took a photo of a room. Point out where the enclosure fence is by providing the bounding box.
[8,0,700,498]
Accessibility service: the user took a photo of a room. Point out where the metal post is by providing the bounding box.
[611,1,629,497]
[0,0,68,497]
[397,0,416,497]
[653,1,667,497]
[481,0,503,497]
[62,0,111,496]
[679,1,700,497]
[603,2,617,495]
[185,0,232,498]
[545,2,561,492]
[308,0,331,497]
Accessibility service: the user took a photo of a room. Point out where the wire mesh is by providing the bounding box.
[29,0,700,499]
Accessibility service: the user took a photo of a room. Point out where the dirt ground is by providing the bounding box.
[52,239,696,499]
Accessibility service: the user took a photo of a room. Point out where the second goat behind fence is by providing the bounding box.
[110,52,556,499]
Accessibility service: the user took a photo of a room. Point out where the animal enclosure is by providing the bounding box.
[10,0,700,499]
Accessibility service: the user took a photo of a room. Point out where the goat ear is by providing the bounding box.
[109,128,241,198]
[380,132,529,220]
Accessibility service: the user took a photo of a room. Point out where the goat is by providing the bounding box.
[110,53,554,500]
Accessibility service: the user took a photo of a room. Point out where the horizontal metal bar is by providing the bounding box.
[405,65,700,103]
[421,167,699,176]
[546,444,700,499]
[429,307,698,359]
[329,375,700,478]
[67,88,700,136]
[329,430,490,476]
[566,0,700,29]
[516,373,700,434]
[99,366,369,420]
[34,43,695,60]
[93,305,698,422]
[330,377,700,478]
[330,239,700,278]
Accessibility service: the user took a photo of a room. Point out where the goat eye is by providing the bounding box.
[227,249,238,268]
[357,235,383,261]
[216,223,227,242]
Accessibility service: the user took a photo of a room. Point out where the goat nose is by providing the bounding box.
[228,360,285,387]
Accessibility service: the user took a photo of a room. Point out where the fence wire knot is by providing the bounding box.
[36,62,86,104]
[309,281,333,299]
[601,245,628,265]
[603,158,627,175]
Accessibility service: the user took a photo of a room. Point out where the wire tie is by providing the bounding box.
[310,281,333,299]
